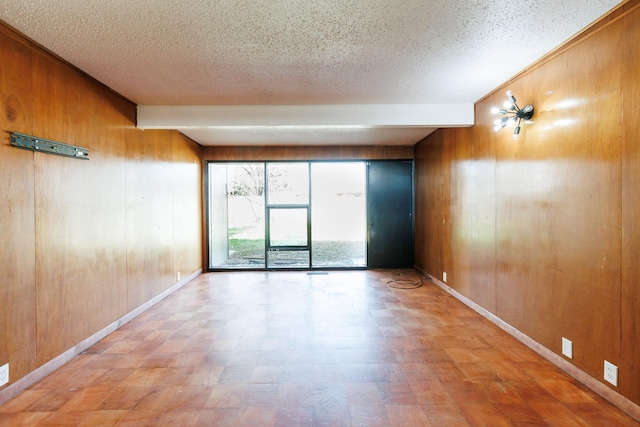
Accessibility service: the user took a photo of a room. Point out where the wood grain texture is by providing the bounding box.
[0,21,203,392]
[32,49,129,365]
[171,132,203,283]
[494,17,623,379]
[414,130,446,282]
[0,29,37,386]
[452,124,496,312]
[125,129,174,310]
[203,145,414,161]
[621,6,640,404]
[415,2,639,408]
[414,129,453,309]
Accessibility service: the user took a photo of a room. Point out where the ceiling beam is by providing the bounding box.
[136,104,474,129]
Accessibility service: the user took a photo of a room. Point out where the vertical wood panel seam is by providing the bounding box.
[28,43,40,370]
[171,133,177,281]
[493,128,498,315]
[619,9,628,369]
[615,10,627,375]
[124,128,130,314]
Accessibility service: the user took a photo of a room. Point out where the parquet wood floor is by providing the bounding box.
[1,270,637,426]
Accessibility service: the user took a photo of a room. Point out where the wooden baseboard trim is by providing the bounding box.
[0,269,202,406]
[414,267,640,423]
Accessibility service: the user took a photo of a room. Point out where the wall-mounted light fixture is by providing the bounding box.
[491,90,534,135]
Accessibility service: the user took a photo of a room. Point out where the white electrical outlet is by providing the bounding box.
[0,363,9,387]
[176,272,181,282]
[604,360,618,386]
[443,272,447,282]
[561,337,573,359]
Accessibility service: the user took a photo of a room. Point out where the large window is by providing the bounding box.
[208,161,366,269]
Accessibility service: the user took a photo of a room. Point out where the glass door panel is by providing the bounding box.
[266,162,311,269]
[268,208,309,247]
[311,163,367,267]
[208,163,229,268]
[267,162,309,205]
[208,163,265,268]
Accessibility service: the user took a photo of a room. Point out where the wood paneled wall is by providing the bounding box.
[621,4,640,406]
[0,23,203,388]
[415,2,640,407]
[203,145,414,162]
[0,25,37,384]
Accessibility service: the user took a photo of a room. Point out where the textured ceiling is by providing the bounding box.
[0,0,623,146]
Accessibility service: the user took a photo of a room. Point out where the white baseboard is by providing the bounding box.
[414,267,640,423]
[0,269,202,406]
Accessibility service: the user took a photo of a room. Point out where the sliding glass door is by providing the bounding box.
[208,161,367,269]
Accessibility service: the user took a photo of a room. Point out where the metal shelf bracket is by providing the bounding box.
[11,132,89,160]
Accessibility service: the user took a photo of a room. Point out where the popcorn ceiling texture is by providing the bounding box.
[0,1,622,146]
[0,0,621,105]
